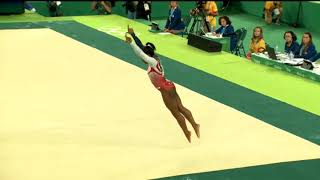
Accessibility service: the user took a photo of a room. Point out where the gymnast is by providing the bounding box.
[125,25,200,143]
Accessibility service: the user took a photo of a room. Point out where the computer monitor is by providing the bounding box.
[266,46,279,60]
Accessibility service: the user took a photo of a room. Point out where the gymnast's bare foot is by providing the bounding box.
[185,130,192,143]
[194,123,200,138]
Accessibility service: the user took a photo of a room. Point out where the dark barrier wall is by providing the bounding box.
[0,1,24,15]
[236,1,320,33]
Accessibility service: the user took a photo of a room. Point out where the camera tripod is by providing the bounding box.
[188,9,211,36]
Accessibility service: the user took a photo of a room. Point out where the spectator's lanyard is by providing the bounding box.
[300,46,305,56]
[221,25,228,35]
[170,7,176,18]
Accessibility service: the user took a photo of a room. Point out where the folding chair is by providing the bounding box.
[233,27,247,57]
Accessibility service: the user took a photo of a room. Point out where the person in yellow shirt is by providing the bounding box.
[264,1,282,25]
[247,27,266,59]
[204,1,218,32]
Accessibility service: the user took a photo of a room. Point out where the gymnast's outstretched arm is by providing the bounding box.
[132,33,144,50]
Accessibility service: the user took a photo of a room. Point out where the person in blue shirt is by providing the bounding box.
[164,1,185,34]
[310,53,320,62]
[283,31,299,55]
[212,16,237,52]
[295,32,317,60]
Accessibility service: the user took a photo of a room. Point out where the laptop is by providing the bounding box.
[266,46,279,60]
[148,22,162,32]
[301,59,314,70]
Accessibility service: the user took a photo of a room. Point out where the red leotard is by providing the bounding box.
[147,61,175,91]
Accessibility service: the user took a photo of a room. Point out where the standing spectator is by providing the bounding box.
[164,1,185,34]
[91,1,112,15]
[264,1,283,25]
[136,1,152,21]
[283,31,299,55]
[47,1,63,17]
[221,0,231,11]
[24,1,36,12]
[123,1,138,19]
[247,26,266,59]
[213,16,237,52]
[295,32,317,61]
[204,1,218,32]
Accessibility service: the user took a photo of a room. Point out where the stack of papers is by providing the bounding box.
[282,58,304,65]
[204,33,222,39]
[158,32,171,35]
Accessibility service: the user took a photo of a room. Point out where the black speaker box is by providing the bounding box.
[187,33,222,52]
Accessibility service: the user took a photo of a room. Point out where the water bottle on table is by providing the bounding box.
[289,51,294,61]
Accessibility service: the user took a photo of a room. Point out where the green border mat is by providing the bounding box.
[154,158,320,180]
[0,11,72,22]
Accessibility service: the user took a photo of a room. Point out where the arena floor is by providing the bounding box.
[1,14,320,180]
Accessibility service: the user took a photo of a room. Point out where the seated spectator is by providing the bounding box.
[213,16,237,52]
[91,1,112,15]
[247,26,266,59]
[264,1,282,25]
[295,32,317,60]
[164,1,185,34]
[283,31,299,55]
[204,1,218,32]
[123,1,138,19]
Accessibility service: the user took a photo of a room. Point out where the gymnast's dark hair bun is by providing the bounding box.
[143,42,156,57]
[146,42,156,50]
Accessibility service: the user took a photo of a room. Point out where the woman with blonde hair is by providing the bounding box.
[247,26,266,59]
